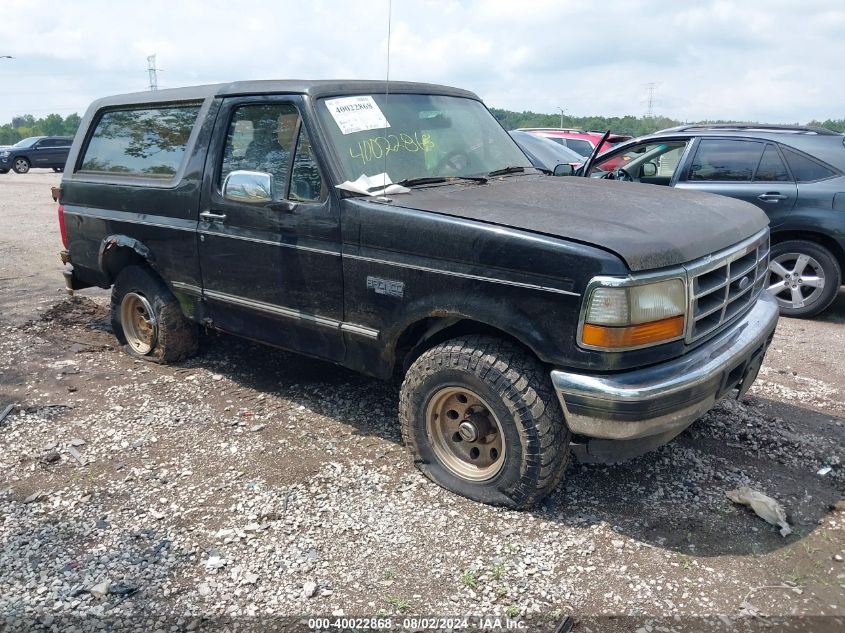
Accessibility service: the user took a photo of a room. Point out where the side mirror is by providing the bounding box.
[553,163,574,177]
[223,170,274,203]
[641,162,658,178]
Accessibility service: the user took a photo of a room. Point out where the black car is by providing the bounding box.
[0,136,73,174]
[54,81,777,508]
[508,130,583,174]
[583,124,845,317]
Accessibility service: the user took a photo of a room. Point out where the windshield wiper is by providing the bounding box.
[396,175,488,187]
[486,166,526,177]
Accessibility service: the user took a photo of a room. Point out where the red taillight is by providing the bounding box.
[58,204,69,249]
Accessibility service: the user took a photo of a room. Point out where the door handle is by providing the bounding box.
[199,210,227,222]
[757,192,788,203]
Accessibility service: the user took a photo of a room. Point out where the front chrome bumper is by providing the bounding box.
[551,292,779,441]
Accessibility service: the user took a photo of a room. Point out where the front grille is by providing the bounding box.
[686,230,770,343]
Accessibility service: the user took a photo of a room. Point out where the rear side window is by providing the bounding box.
[79,105,200,178]
[780,146,837,182]
[754,144,791,182]
[564,138,593,156]
[688,139,764,181]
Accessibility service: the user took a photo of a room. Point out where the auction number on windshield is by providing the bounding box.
[349,132,436,165]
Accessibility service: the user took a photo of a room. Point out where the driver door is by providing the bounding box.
[197,96,345,362]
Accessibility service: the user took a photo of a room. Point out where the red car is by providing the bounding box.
[518,128,632,169]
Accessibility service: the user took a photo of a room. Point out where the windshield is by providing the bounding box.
[13,137,41,148]
[317,93,531,184]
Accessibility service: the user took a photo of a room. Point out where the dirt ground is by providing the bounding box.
[1,170,844,632]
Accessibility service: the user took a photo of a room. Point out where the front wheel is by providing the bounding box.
[400,336,570,509]
[767,240,841,318]
[110,265,198,363]
[12,157,30,174]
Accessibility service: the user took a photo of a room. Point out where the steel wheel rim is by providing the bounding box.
[425,386,505,481]
[766,252,825,310]
[120,292,157,354]
[14,159,28,173]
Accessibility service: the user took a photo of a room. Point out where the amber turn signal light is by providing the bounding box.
[582,315,685,349]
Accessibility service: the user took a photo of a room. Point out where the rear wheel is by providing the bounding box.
[52,167,63,173]
[111,265,198,362]
[12,157,30,174]
[400,335,570,509]
[767,240,841,318]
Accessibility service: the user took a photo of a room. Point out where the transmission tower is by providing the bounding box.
[644,82,658,118]
[147,55,159,91]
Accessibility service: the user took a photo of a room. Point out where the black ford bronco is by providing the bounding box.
[55,80,779,508]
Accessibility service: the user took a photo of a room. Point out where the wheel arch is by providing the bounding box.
[770,229,845,274]
[98,235,157,285]
[393,314,543,376]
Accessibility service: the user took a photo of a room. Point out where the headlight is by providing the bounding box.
[0,151,10,158]
[580,278,686,350]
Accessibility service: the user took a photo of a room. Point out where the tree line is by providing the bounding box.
[2,110,844,146]
[489,108,845,136]
[0,113,81,145]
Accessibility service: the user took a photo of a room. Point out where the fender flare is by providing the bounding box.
[388,302,552,375]
[98,234,156,282]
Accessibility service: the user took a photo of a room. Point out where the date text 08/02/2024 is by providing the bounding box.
[307,616,533,630]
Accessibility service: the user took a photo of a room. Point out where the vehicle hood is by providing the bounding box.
[391,175,769,271]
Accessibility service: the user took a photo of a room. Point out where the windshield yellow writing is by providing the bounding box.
[348,132,436,165]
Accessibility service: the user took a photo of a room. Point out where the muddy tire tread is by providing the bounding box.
[400,335,569,509]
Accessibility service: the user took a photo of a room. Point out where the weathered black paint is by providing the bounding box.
[59,81,770,380]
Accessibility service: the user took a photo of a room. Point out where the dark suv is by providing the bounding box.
[584,125,845,317]
[54,81,778,508]
[0,136,73,174]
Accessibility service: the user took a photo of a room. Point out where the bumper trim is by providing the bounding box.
[551,292,779,441]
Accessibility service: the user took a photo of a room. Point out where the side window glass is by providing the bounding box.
[781,146,836,182]
[688,139,764,182]
[754,144,791,182]
[220,103,300,197]
[565,138,593,156]
[290,127,324,202]
[591,141,687,178]
[80,105,200,177]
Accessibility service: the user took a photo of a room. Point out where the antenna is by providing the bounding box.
[147,54,160,91]
[381,0,392,190]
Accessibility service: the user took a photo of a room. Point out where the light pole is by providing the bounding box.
[558,106,565,129]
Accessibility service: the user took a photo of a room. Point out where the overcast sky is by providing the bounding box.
[1,0,842,125]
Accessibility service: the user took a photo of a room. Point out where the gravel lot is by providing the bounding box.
[1,171,844,632]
